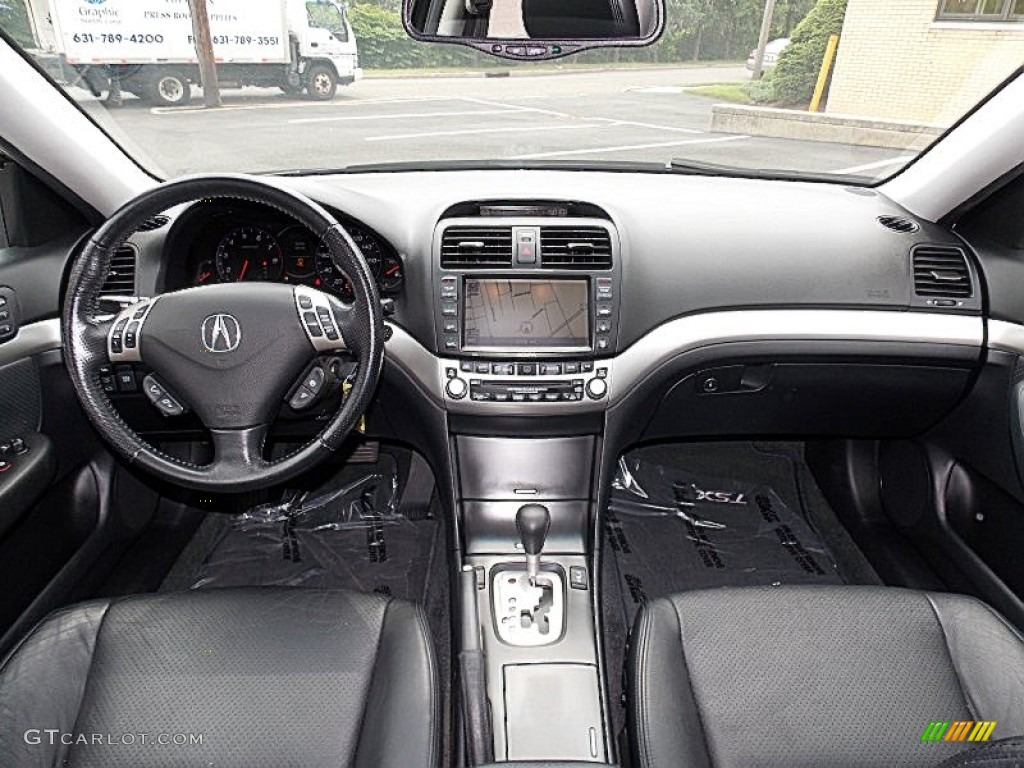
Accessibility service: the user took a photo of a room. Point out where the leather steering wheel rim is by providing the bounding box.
[63,174,384,493]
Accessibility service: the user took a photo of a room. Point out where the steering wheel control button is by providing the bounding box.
[107,298,155,363]
[115,365,138,393]
[124,322,140,349]
[305,367,326,395]
[586,377,608,400]
[445,377,468,399]
[290,386,316,410]
[143,375,165,401]
[294,286,346,352]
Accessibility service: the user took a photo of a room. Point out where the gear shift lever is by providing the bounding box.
[516,503,550,584]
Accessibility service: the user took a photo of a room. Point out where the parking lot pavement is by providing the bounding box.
[93,67,913,179]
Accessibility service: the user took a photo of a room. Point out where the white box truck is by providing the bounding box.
[22,0,360,105]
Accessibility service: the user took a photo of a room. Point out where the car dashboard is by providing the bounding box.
[107,168,986,446]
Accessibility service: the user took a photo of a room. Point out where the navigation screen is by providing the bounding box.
[463,278,590,349]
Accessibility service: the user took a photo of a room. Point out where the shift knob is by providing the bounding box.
[516,504,551,556]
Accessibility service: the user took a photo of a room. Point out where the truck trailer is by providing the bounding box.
[21,0,360,105]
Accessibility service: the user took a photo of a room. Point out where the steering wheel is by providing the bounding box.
[63,175,384,493]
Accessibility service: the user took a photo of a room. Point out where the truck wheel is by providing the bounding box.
[148,70,192,107]
[305,65,337,101]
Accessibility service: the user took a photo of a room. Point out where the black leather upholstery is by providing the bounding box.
[0,588,439,768]
[628,586,1024,768]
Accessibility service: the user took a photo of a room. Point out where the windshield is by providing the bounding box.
[1,0,1021,181]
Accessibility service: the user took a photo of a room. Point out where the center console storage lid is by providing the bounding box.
[503,664,606,762]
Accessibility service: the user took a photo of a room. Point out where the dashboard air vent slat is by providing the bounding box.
[540,226,612,269]
[878,215,919,234]
[440,226,513,268]
[99,245,137,297]
[135,215,170,232]
[912,246,972,298]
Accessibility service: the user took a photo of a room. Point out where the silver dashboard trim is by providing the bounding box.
[384,323,446,403]
[0,318,62,368]
[385,310,984,414]
[0,311,989,401]
[987,319,1024,355]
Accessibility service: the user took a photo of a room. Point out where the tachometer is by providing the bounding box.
[215,226,283,282]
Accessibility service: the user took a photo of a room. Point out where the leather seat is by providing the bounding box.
[0,588,440,768]
[628,585,1024,768]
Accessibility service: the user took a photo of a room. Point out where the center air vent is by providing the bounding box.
[878,215,919,234]
[912,245,972,299]
[99,245,137,297]
[440,226,513,268]
[540,226,612,269]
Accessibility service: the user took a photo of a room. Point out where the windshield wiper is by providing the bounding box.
[668,158,871,184]
[270,158,671,176]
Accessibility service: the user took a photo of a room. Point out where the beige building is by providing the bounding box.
[827,0,1024,124]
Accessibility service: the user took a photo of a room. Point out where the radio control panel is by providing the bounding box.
[440,358,611,413]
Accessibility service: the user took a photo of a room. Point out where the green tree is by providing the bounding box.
[771,0,847,105]
[0,0,35,48]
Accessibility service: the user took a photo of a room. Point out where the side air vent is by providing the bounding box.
[99,245,137,297]
[135,215,170,232]
[440,226,513,268]
[878,215,919,234]
[912,245,972,298]
[540,226,613,269]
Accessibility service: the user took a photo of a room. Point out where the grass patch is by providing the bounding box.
[685,83,753,104]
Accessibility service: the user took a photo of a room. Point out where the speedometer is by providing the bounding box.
[314,226,383,300]
[215,227,283,282]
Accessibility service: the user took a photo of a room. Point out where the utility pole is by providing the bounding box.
[750,0,778,81]
[187,0,222,108]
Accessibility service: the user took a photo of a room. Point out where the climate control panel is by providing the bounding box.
[441,358,611,413]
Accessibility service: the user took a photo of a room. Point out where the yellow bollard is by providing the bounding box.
[809,34,840,113]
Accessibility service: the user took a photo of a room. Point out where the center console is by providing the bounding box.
[436,205,617,763]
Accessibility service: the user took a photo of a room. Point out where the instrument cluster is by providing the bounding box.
[188,215,404,300]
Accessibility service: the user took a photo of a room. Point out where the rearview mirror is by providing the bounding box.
[403,0,664,60]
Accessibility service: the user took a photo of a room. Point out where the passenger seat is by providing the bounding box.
[627,585,1024,768]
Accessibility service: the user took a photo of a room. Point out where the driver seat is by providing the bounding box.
[0,588,439,767]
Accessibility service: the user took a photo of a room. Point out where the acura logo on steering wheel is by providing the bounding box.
[201,314,242,353]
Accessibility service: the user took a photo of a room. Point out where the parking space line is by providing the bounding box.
[511,135,749,159]
[830,156,915,174]
[592,117,703,135]
[459,96,570,118]
[366,122,608,141]
[150,96,455,116]
[288,108,522,125]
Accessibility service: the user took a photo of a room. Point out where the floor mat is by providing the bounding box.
[601,441,880,741]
